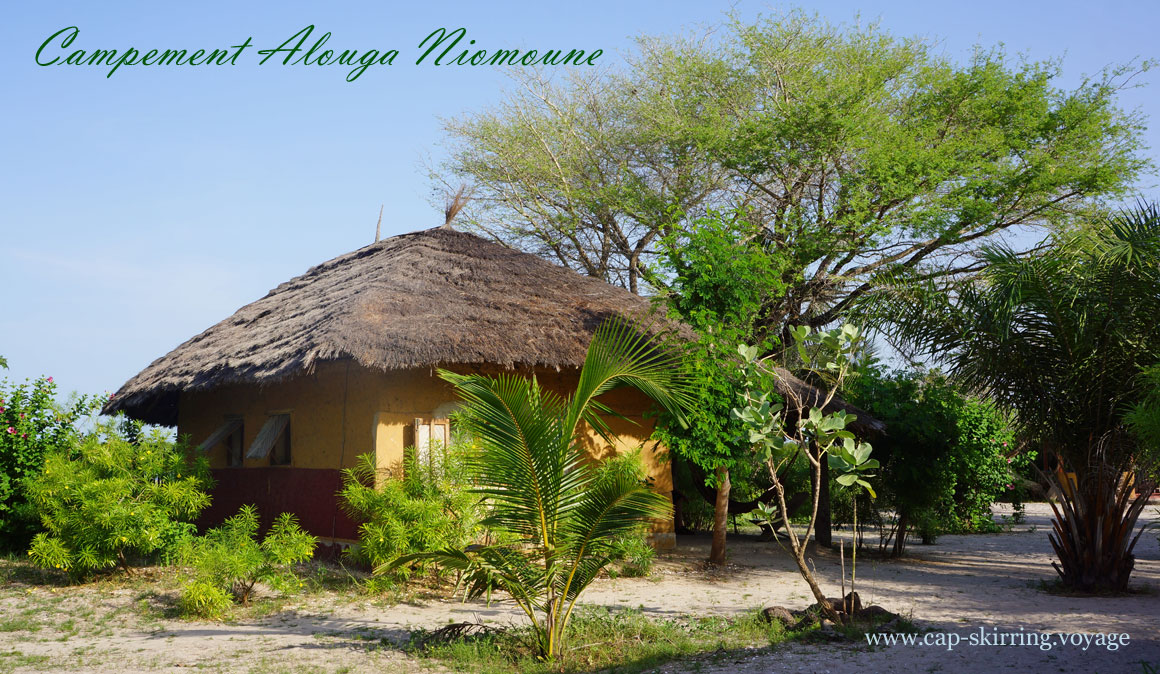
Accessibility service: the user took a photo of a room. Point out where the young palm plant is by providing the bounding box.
[388,318,691,659]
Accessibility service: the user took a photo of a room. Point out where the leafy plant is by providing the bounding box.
[179,505,316,616]
[652,211,789,565]
[389,318,691,659]
[826,437,877,612]
[25,419,211,577]
[0,373,98,551]
[593,450,659,578]
[843,367,1028,555]
[738,324,876,623]
[880,202,1160,591]
[340,443,483,588]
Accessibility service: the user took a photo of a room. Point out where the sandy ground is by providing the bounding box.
[1,502,1157,674]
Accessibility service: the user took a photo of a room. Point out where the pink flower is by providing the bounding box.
[20,433,26,439]
[0,407,5,413]
[1002,442,1008,447]
[1006,483,1013,489]
[1006,457,1012,463]
[46,377,53,384]
[5,427,14,434]
[19,413,25,419]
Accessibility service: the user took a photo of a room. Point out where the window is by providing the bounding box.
[197,417,244,466]
[223,417,245,467]
[413,417,450,472]
[271,418,291,466]
[247,413,291,466]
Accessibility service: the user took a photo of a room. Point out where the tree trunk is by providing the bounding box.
[891,512,909,558]
[709,466,730,565]
[814,449,832,548]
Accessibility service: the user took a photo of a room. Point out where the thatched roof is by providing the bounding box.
[105,227,678,425]
[772,366,885,436]
[105,226,883,435]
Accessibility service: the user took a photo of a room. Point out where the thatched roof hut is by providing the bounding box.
[104,227,673,426]
[104,225,881,546]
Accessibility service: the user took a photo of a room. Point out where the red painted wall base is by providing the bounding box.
[199,467,360,542]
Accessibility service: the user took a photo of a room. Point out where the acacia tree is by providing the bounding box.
[438,12,1149,321]
[880,203,1160,591]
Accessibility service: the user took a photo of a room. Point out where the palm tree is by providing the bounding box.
[879,203,1160,592]
[389,318,691,659]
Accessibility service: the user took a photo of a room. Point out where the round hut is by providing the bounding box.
[104,227,681,547]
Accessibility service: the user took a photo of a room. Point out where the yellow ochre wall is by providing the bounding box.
[176,360,675,544]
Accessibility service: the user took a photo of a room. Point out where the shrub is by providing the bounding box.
[0,373,97,551]
[339,444,483,587]
[844,366,1030,554]
[177,580,233,618]
[179,505,316,616]
[25,419,211,576]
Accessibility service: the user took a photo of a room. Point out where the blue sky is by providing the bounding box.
[3,0,1158,398]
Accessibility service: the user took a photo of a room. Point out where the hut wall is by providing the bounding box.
[177,360,675,548]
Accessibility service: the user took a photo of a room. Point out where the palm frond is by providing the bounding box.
[567,317,693,444]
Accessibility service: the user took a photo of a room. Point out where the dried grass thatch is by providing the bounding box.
[104,227,676,425]
[105,226,883,435]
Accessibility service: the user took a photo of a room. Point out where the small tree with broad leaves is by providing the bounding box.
[734,325,878,623]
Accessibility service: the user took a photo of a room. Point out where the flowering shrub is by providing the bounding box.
[339,444,484,589]
[0,371,98,551]
[25,419,212,576]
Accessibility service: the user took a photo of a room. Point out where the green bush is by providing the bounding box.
[179,505,316,616]
[177,580,233,618]
[339,444,483,587]
[25,419,211,576]
[844,366,1030,554]
[0,373,97,551]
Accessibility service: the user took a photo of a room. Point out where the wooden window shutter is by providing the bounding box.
[247,414,290,460]
[413,418,451,472]
[197,417,243,453]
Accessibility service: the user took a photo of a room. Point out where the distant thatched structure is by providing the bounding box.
[105,226,881,435]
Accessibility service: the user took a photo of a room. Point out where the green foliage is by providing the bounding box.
[1126,364,1160,478]
[827,438,878,498]
[844,367,1028,553]
[593,450,658,578]
[950,399,1024,532]
[177,580,232,619]
[881,203,1160,591]
[442,12,1148,326]
[736,324,875,622]
[653,212,786,481]
[388,318,691,659]
[179,505,316,616]
[658,212,791,335]
[0,373,97,551]
[339,445,483,587]
[25,420,211,577]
